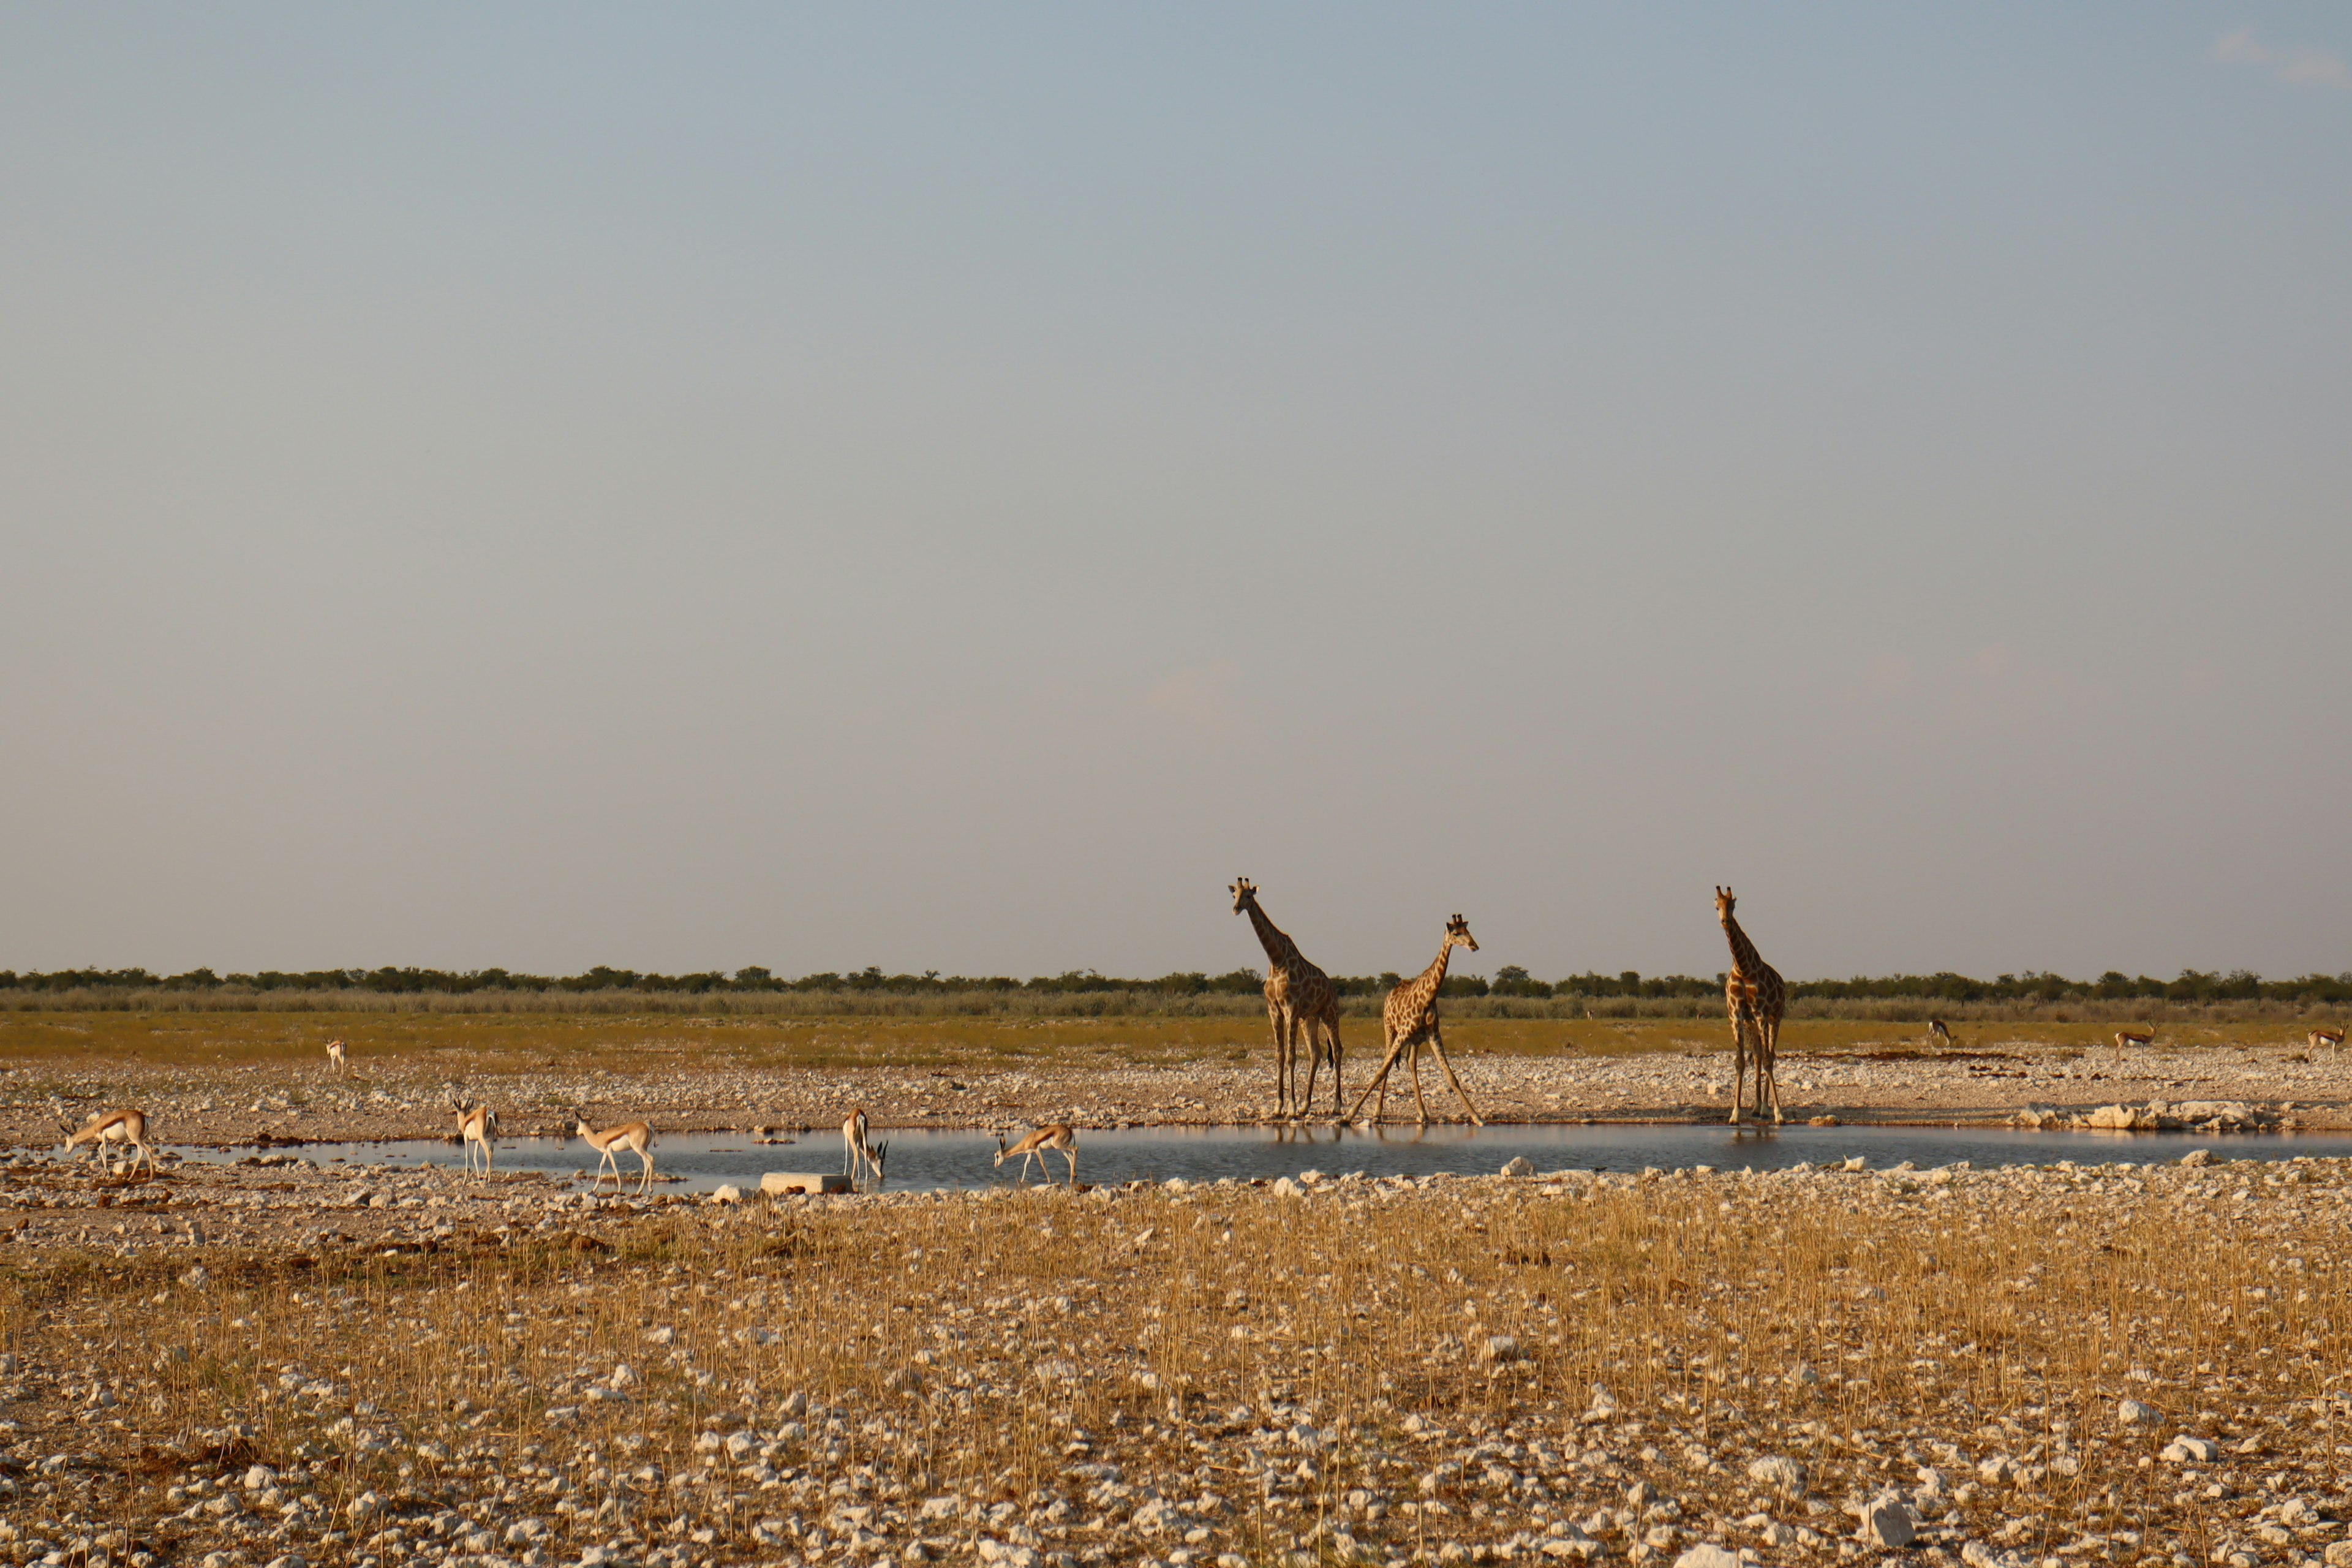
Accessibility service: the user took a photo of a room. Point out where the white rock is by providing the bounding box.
[2117,1398,2160,1428]
[1746,1455,1806,1495]
[712,1185,743,1204]
[1480,1335,1526,1363]
[1861,1491,1916,1548]
[243,1464,277,1490]
[1271,1177,1305,1197]
[1961,1544,2023,1568]
[179,1266,210,1287]
[1672,1546,1741,1568]
[2181,1149,2212,1167]
[2160,1437,2219,1463]
[1502,1156,1536,1177]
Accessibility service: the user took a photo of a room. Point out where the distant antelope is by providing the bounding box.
[842,1107,889,1189]
[448,1091,499,1177]
[57,1109,156,1177]
[2114,1028,2154,1056]
[1926,1020,1956,1049]
[2312,1028,2346,1051]
[995,1125,1078,1188]
[326,1039,348,1077]
[571,1115,657,1196]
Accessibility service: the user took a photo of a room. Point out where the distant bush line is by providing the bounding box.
[0,963,2344,1022]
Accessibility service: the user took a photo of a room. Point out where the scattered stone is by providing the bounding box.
[1862,1491,1916,1549]
[2160,1436,2218,1463]
[2117,1398,2160,1427]
[1672,1545,1741,1568]
[1746,1455,1806,1495]
[1501,1156,1536,1177]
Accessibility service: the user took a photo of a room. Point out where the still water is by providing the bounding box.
[173,1121,2352,1193]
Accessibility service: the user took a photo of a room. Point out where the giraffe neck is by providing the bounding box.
[1408,940,1457,1012]
[1722,915,1768,979]
[1245,900,1305,973]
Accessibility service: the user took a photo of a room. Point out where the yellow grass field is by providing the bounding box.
[0,1010,2319,1076]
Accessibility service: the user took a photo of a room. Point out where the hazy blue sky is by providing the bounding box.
[4,4,2348,983]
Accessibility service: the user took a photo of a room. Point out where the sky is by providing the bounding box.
[2,4,2348,984]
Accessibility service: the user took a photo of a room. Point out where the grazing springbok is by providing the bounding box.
[842,1107,889,1189]
[995,1125,1078,1188]
[58,1109,157,1177]
[1926,1019,1956,1049]
[571,1115,657,1195]
[2114,1028,2154,1057]
[448,1091,499,1177]
[2311,1027,2346,1052]
[326,1039,348,1077]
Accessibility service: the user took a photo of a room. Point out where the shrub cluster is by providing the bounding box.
[2,963,2345,1004]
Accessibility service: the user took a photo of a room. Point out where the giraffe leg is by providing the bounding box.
[1267,1004,1289,1119]
[1325,1016,1346,1119]
[1762,1016,1784,1123]
[1299,1017,1321,1121]
[1427,1020,1485,1126]
[1409,1041,1431,1126]
[1728,1006,1749,1125]
[1346,1027,1410,1125]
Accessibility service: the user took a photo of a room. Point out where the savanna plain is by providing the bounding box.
[6,1005,2352,1568]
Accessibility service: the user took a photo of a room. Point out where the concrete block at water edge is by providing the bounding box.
[763,1172,854,1196]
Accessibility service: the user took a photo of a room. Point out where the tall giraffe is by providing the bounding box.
[1716,885,1786,1124]
[1346,914,1485,1126]
[1231,879,1345,1118]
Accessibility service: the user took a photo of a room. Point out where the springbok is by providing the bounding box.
[2114,1028,2154,1057]
[58,1109,157,1177]
[2311,1028,2346,1051]
[448,1091,499,1177]
[572,1115,657,1196]
[842,1107,889,1189]
[995,1125,1078,1188]
[1926,1019,1955,1049]
[326,1039,348,1077]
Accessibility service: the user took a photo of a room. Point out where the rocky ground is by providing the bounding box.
[5,1143,2352,1568]
[2,1042,2345,1150]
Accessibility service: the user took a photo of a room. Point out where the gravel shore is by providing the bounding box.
[3,1041,2345,1150]
[4,1142,2350,1568]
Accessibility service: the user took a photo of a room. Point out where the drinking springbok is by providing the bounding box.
[58,1109,157,1177]
[842,1107,889,1189]
[995,1125,1078,1188]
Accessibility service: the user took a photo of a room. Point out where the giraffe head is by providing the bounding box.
[1445,914,1478,953]
[1230,878,1259,915]
[1715,886,1737,924]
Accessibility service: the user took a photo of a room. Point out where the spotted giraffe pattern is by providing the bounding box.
[1716,886,1786,1124]
[1348,914,1485,1127]
[1231,879,1344,1118]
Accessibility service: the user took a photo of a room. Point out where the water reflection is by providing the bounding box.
[156,1120,2352,1194]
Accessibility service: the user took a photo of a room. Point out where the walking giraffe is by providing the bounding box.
[1231,879,1345,1118]
[1346,914,1485,1126]
[1716,886,1786,1125]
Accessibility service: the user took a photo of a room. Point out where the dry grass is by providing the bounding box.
[6,1166,2349,1566]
